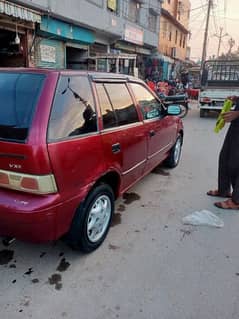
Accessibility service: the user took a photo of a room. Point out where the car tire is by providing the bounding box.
[65,184,114,253]
[164,135,182,168]
[200,109,206,117]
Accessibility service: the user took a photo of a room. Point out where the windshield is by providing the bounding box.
[0,72,45,142]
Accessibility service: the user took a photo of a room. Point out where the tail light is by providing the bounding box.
[201,97,212,103]
[0,169,57,194]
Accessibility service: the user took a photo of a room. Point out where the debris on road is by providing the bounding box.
[182,210,224,228]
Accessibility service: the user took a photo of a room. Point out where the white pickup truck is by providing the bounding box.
[199,60,239,117]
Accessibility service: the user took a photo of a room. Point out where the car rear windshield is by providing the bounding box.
[0,72,45,142]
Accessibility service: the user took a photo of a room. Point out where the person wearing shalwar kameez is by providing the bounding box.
[207,97,239,209]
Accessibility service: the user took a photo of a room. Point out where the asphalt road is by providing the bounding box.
[0,103,239,319]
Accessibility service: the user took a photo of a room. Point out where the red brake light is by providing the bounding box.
[0,172,9,185]
[21,177,39,190]
[202,97,211,103]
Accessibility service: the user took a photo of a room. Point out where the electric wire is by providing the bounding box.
[191,11,207,40]
[223,0,227,31]
[212,4,219,35]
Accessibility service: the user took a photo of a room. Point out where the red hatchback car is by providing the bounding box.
[0,69,183,252]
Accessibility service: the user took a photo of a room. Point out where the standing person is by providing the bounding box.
[207,96,239,209]
[146,77,156,92]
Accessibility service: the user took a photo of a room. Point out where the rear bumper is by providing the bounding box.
[0,207,57,242]
[0,189,79,243]
[200,106,222,110]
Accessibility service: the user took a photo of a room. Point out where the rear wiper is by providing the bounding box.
[0,125,28,140]
[0,125,27,131]
[0,124,17,128]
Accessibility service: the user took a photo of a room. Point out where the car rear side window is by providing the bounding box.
[0,72,45,142]
[130,83,163,120]
[48,75,97,141]
[96,82,139,129]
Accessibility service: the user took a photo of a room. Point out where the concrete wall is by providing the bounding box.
[162,0,178,16]
[161,0,191,29]
[19,0,161,48]
[159,15,188,60]
[159,0,190,61]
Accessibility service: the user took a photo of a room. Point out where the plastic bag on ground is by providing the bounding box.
[182,210,224,228]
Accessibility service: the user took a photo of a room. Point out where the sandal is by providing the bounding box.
[207,190,232,198]
[214,198,239,210]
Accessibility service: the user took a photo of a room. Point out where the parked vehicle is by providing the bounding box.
[199,60,239,117]
[157,92,189,118]
[0,69,184,252]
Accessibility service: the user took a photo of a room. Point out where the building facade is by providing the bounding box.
[0,0,163,79]
[158,0,191,80]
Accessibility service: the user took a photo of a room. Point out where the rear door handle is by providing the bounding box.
[149,130,155,137]
[112,143,121,154]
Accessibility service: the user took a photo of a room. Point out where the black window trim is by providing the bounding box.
[101,121,143,134]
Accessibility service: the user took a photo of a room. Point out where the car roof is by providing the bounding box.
[0,68,141,82]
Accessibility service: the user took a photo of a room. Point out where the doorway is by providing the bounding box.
[0,28,26,67]
[66,46,93,70]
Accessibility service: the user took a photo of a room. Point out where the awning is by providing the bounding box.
[39,16,95,45]
[0,0,41,23]
[114,42,151,55]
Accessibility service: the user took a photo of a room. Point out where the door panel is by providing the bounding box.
[48,136,104,200]
[95,81,147,191]
[129,82,175,171]
[101,124,147,190]
[144,117,175,171]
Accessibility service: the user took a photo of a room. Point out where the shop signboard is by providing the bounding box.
[124,25,143,46]
[107,0,117,11]
[40,44,56,63]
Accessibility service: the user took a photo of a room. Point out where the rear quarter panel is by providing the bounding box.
[47,135,105,202]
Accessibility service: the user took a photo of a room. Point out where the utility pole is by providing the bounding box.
[201,0,213,69]
[214,27,228,58]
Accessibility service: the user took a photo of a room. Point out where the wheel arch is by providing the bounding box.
[93,171,121,200]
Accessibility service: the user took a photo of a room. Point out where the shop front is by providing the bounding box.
[89,52,137,76]
[112,24,152,79]
[35,16,95,69]
[0,0,41,67]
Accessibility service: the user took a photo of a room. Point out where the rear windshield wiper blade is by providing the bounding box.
[0,124,17,128]
[0,125,28,141]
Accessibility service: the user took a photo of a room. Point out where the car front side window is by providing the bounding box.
[130,83,163,120]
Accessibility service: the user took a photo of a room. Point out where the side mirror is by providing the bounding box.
[167,104,181,116]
